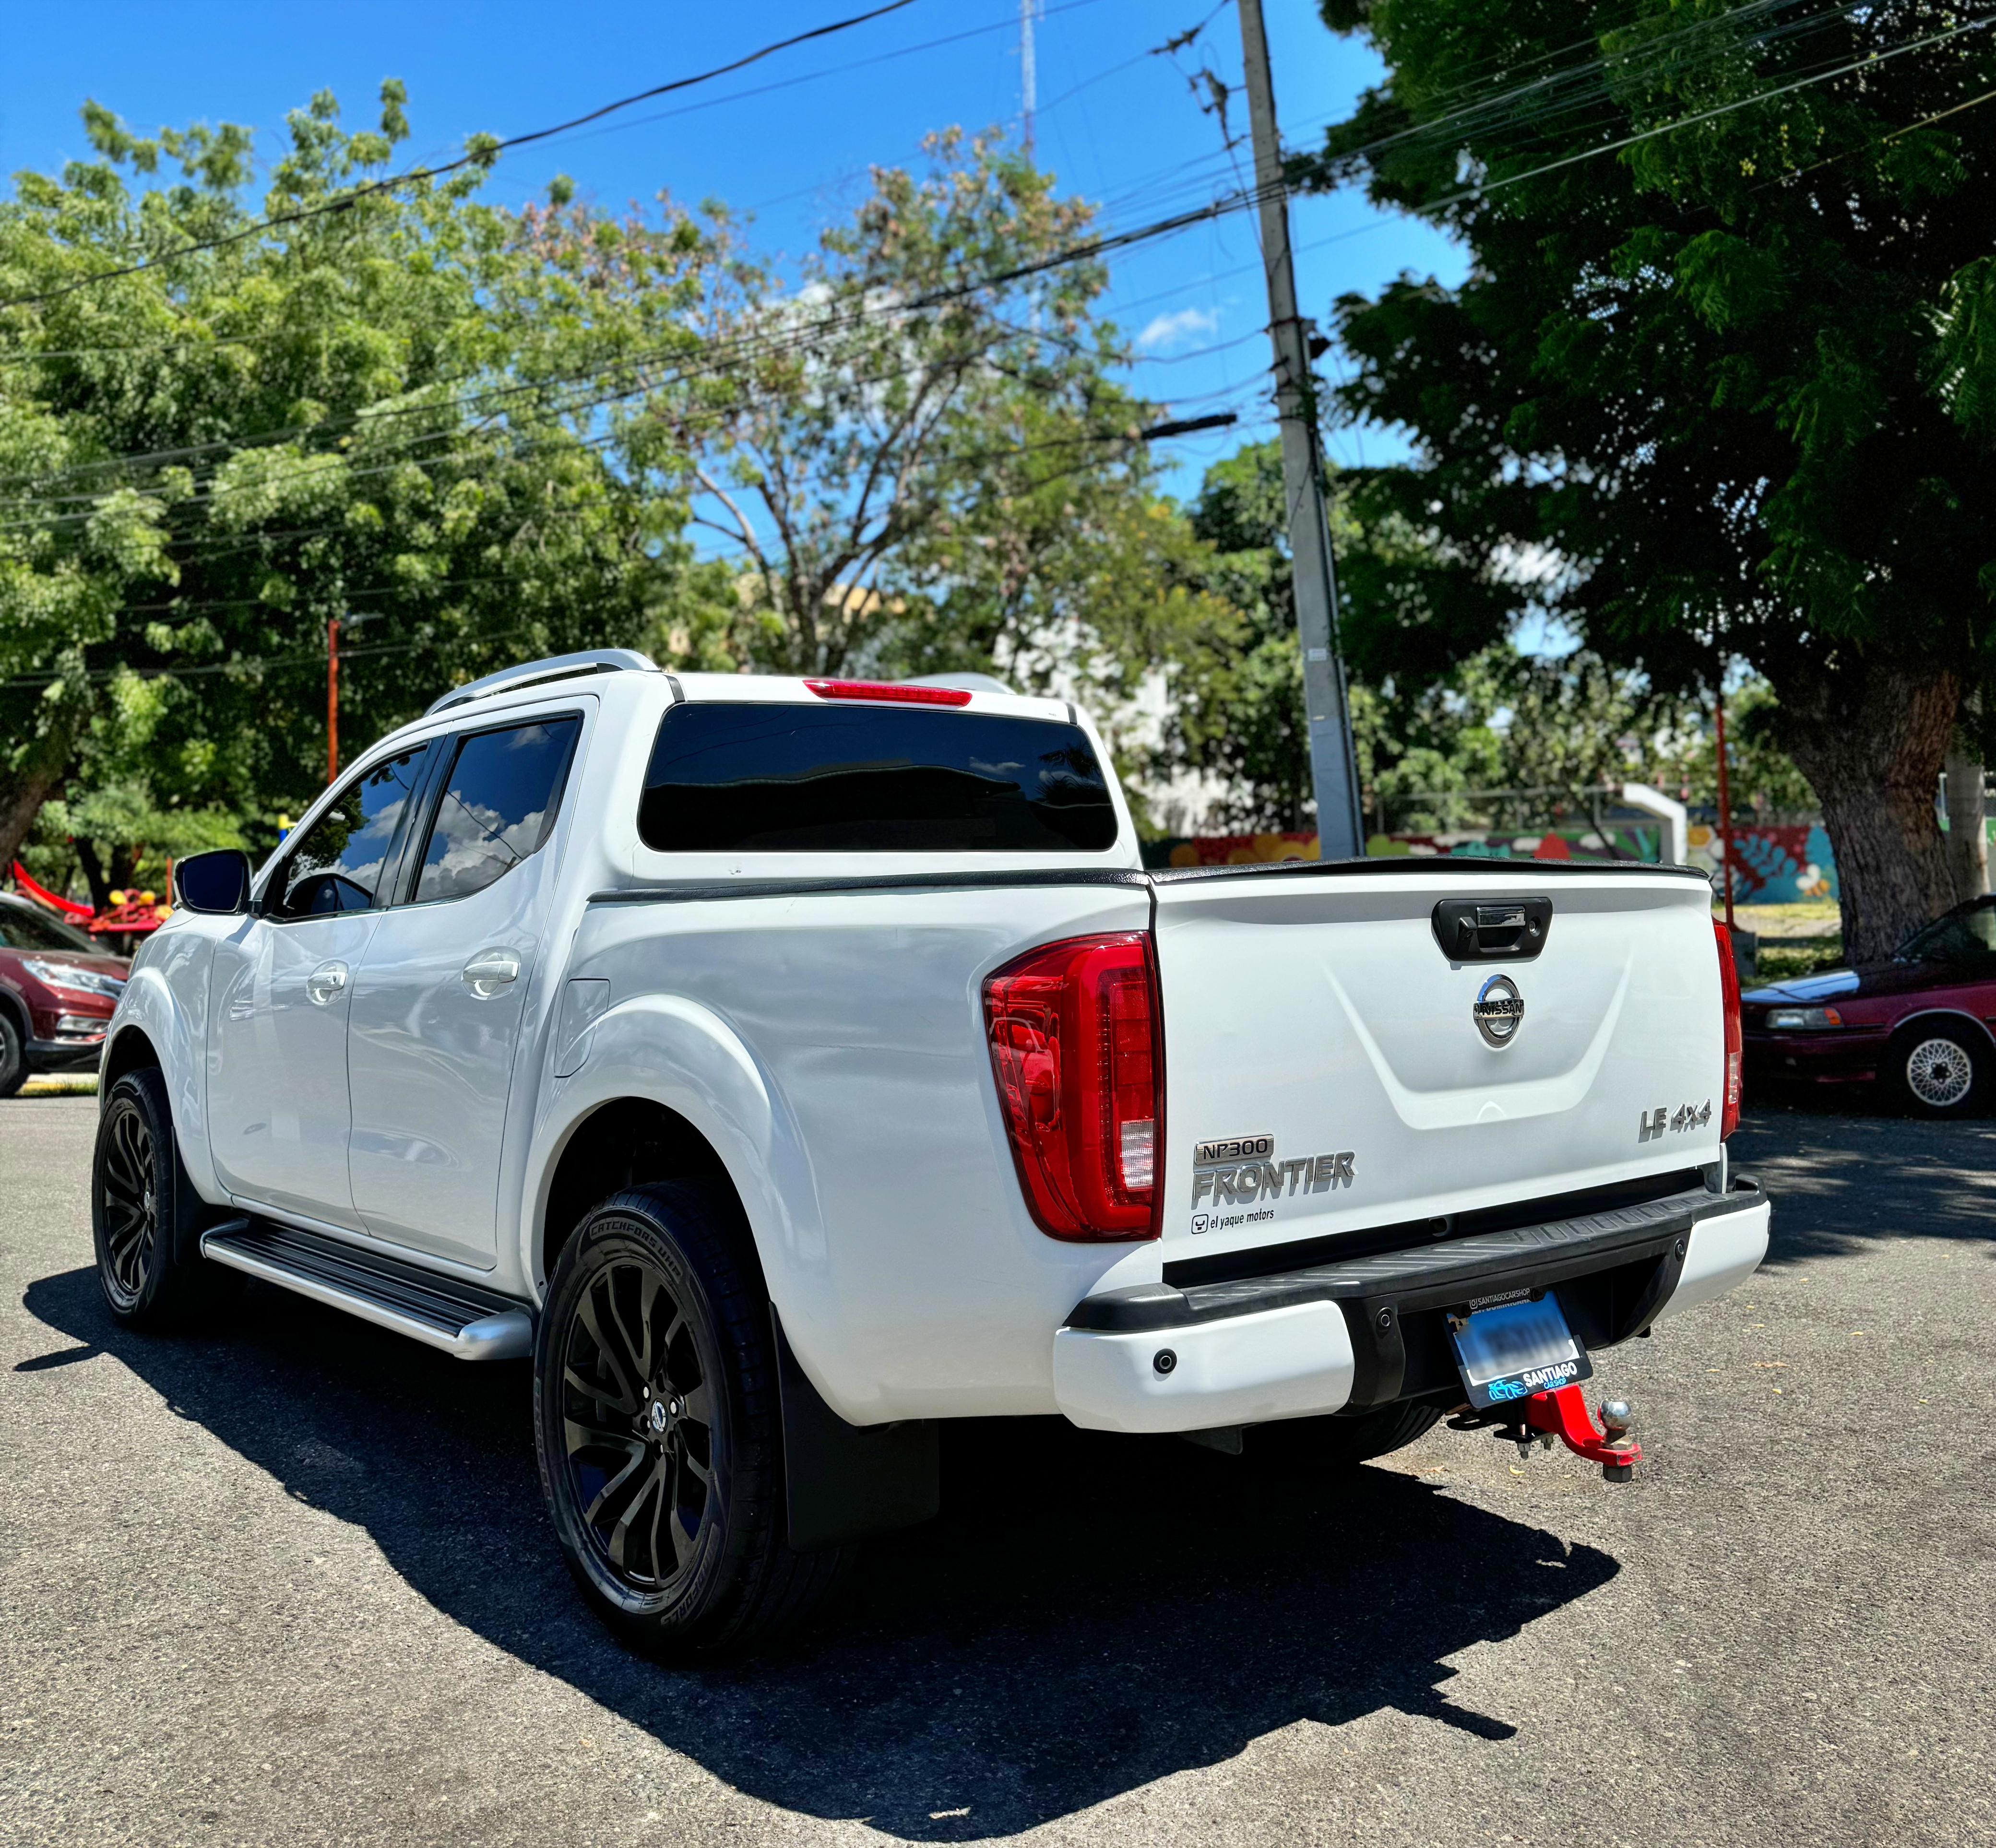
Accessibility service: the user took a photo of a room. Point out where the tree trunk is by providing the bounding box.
[1774,652,1960,966]
[73,841,113,915]
[0,728,70,872]
[1943,702,1988,906]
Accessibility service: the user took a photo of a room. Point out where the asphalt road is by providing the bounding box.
[3,1096,1993,1848]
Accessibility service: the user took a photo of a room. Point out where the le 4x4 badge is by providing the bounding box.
[1638,1099,1711,1142]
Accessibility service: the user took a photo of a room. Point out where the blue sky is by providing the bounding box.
[0,0,1467,500]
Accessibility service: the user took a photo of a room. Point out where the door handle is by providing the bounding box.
[306,960,350,1006]
[463,948,522,999]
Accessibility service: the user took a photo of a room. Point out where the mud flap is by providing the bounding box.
[772,1309,939,1552]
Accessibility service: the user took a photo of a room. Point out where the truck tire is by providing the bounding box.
[0,1008,25,1098]
[1247,1399,1444,1468]
[534,1182,844,1660]
[1887,1021,1986,1118]
[91,1067,219,1326]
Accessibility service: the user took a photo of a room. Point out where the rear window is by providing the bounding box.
[637,702,1119,853]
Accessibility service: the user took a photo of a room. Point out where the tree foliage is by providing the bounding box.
[0,86,724,871]
[1151,439,1810,839]
[1300,0,1996,958]
[651,131,1181,683]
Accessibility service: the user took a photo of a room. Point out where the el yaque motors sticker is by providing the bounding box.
[1187,1133,1355,1233]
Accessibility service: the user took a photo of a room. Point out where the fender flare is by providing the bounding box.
[520,992,876,1419]
[104,948,226,1204]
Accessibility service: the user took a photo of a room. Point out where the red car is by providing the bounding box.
[0,893,130,1097]
[1741,895,1996,1117]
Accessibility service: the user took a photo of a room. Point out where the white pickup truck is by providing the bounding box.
[95,649,1769,1656]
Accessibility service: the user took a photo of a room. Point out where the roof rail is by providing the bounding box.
[424,650,658,717]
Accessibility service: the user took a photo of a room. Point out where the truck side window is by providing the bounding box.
[271,746,432,919]
[413,716,582,903]
[637,704,1119,852]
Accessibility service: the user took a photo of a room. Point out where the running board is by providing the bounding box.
[200,1220,534,1361]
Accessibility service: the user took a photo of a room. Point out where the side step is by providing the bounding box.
[200,1220,535,1361]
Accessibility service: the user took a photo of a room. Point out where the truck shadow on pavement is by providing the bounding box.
[26,1265,1615,1840]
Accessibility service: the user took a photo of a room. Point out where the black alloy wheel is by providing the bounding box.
[90,1066,217,1326]
[561,1250,718,1592]
[533,1182,845,1659]
[98,1093,158,1306]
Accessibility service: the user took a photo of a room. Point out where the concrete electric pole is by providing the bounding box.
[1236,0,1365,858]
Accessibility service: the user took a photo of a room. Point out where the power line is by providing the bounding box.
[516,0,1125,160]
[1397,6,1996,216]
[0,0,928,312]
[2,0,1980,524]
[0,397,1257,675]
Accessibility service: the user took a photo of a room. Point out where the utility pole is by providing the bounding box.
[1236,0,1364,859]
[1020,0,1039,157]
[1713,666,1736,930]
[326,616,343,789]
[326,611,380,787]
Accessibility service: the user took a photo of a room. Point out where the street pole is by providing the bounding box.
[1714,665,1736,929]
[326,615,342,789]
[326,611,381,789]
[1236,0,1364,859]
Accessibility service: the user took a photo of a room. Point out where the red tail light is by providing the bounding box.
[1714,921,1743,1139]
[804,678,971,706]
[984,932,1162,1241]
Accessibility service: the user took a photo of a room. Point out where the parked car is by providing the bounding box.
[94,650,1769,1657]
[1742,895,1996,1117]
[0,893,129,1097]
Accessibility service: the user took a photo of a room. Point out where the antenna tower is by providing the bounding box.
[1021,0,1040,156]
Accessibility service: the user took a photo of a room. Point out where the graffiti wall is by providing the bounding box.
[1686,822,1836,903]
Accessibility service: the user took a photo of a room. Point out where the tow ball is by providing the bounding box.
[1451,1388,1642,1482]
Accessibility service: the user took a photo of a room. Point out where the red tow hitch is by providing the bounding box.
[1521,1386,1641,1482]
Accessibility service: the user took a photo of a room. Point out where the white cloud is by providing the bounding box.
[1136,306,1220,354]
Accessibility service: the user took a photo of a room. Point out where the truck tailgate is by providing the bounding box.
[1151,865,1724,1256]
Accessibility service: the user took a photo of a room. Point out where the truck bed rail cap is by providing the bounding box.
[425,649,658,716]
[1150,855,1711,885]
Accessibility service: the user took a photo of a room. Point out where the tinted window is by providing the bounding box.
[637,703,1118,853]
[0,898,99,953]
[415,717,581,903]
[1900,902,1996,966]
[273,746,432,918]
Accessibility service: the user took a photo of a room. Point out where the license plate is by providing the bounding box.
[1448,1293,1592,1409]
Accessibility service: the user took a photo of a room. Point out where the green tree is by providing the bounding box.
[655,131,1158,678]
[0,86,722,871]
[1151,439,1509,834]
[1299,0,1996,960]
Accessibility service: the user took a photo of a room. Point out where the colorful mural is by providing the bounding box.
[1687,822,1837,904]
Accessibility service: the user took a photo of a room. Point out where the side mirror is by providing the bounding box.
[173,849,252,916]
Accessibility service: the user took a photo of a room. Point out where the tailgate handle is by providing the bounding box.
[1432,897,1553,963]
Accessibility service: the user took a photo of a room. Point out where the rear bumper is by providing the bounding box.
[1053,1177,1770,1434]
